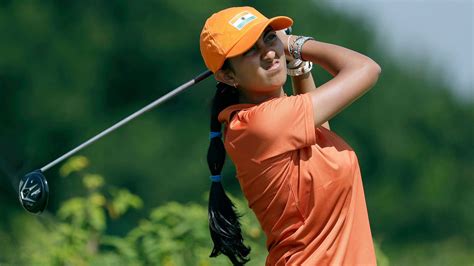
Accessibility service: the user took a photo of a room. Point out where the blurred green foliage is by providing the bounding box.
[0,156,391,265]
[0,0,472,265]
[1,156,267,265]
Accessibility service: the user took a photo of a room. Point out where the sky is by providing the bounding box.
[324,0,473,101]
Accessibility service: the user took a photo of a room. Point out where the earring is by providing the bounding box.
[233,83,238,88]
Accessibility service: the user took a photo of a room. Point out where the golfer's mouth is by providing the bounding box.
[265,60,281,72]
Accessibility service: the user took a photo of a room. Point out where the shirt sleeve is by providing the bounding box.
[228,94,316,162]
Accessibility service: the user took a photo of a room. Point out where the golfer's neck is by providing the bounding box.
[239,87,286,105]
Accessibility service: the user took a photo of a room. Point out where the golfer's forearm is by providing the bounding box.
[294,39,380,127]
[291,72,316,95]
[300,39,379,77]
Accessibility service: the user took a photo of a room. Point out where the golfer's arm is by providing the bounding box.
[298,39,381,127]
[291,73,330,130]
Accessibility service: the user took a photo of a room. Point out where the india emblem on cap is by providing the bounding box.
[229,11,257,30]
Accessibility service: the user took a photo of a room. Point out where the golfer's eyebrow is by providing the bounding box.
[263,27,273,38]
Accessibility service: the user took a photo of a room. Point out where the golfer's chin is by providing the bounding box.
[266,71,287,90]
[248,70,287,94]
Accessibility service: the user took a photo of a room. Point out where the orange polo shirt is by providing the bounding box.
[218,93,376,265]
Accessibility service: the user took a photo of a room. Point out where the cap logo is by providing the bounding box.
[229,11,257,30]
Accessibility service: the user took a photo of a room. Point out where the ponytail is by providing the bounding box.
[207,79,250,265]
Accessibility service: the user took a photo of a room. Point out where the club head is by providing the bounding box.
[18,170,49,214]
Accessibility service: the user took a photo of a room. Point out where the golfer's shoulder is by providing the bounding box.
[247,94,313,121]
[218,104,251,124]
[238,95,313,136]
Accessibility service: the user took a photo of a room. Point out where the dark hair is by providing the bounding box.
[207,60,251,265]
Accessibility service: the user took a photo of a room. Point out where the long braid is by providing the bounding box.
[207,78,251,265]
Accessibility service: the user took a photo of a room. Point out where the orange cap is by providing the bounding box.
[200,6,293,73]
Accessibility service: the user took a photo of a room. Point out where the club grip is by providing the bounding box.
[194,70,213,83]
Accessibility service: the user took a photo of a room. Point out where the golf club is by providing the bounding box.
[19,70,213,214]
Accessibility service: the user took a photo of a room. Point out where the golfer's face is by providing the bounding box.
[229,27,287,93]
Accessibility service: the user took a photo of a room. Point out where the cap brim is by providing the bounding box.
[227,16,293,58]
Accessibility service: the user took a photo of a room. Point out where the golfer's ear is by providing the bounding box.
[215,69,236,87]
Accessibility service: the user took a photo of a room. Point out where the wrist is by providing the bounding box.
[289,36,315,61]
[287,60,313,76]
[285,35,295,59]
[286,35,315,76]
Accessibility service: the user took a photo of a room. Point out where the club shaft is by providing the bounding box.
[41,70,213,172]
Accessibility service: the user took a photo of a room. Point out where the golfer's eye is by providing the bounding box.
[265,32,277,43]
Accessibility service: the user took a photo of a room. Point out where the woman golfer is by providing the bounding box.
[200,6,381,265]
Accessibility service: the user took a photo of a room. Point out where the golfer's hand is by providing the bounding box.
[276,29,295,62]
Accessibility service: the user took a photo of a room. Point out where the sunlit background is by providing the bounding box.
[1,0,472,265]
[328,0,472,100]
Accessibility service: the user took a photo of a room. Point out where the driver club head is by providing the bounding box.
[19,170,49,214]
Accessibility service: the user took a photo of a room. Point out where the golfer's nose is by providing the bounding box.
[262,47,276,61]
